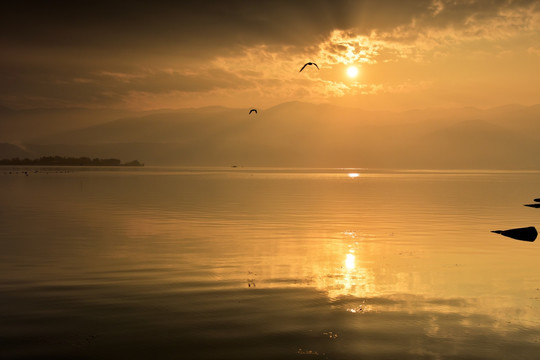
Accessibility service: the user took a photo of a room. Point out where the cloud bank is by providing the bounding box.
[1,0,539,110]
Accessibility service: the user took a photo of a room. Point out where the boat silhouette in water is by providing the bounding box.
[491,226,537,242]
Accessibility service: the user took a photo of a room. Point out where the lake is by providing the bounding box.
[1,167,540,359]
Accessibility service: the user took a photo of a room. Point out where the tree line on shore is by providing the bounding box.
[0,156,143,166]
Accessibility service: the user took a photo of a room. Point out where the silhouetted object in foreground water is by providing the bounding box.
[299,62,319,72]
[524,203,540,208]
[249,109,257,114]
[491,226,537,242]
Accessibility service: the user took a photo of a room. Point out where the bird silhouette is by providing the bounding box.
[299,62,319,72]
[249,109,257,114]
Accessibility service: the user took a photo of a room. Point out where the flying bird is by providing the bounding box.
[249,109,257,114]
[299,62,319,72]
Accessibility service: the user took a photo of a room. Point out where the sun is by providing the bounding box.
[346,65,358,78]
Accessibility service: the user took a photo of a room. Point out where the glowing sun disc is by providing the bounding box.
[346,66,358,78]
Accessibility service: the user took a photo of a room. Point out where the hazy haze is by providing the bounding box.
[1,1,539,168]
[0,102,535,169]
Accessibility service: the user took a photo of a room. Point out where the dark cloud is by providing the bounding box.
[419,0,539,32]
[0,1,433,52]
[97,68,253,94]
[3,1,536,61]
[1,0,538,109]
[0,58,254,108]
[3,1,537,51]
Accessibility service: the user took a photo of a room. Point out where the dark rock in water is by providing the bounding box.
[491,226,537,242]
[534,198,540,202]
[524,203,540,208]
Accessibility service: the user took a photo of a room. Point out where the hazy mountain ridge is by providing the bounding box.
[2,101,540,169]
[0,143,33,159]
[393,119,540,169]
[0,107,141,142]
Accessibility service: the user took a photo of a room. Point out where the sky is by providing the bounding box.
[1,0,539,112]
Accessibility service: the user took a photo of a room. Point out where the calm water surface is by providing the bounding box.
[1,167,540,359]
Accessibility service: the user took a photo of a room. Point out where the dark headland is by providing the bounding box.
[0,156,143,166]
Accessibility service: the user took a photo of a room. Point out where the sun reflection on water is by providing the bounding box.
[307,232,377,301]
[345,253,356,270]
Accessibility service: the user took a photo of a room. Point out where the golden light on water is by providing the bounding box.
[348,173,360,178]
[345,253,356,270]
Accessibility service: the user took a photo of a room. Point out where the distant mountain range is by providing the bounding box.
[0,107,137,142]
[1,101,539,169]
